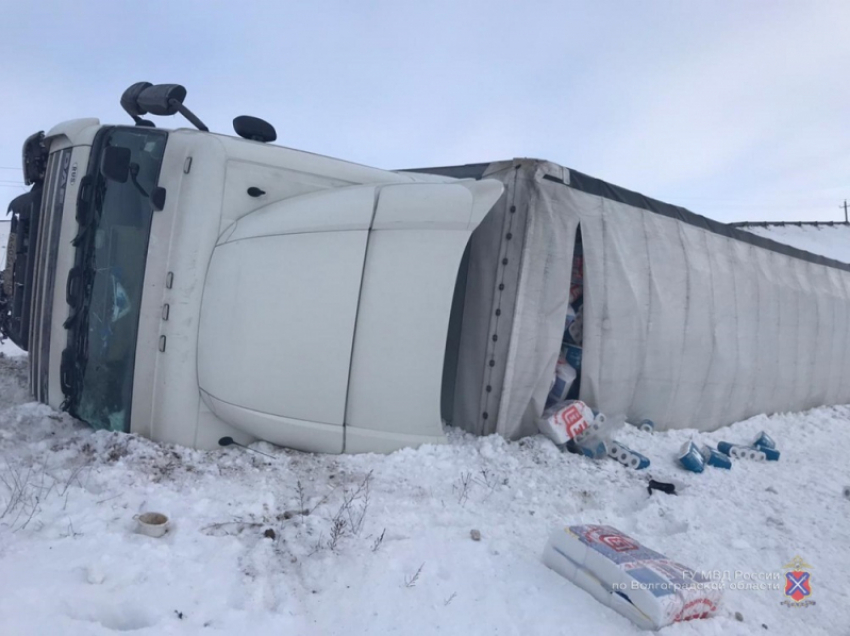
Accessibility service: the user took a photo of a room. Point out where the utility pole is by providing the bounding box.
[842,199,849,223]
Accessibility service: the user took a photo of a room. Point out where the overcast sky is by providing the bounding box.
[1,1,848,223]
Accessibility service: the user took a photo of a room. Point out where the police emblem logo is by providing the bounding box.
[781,556,816,607]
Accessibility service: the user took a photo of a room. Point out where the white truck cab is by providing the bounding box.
[1,82,503,452]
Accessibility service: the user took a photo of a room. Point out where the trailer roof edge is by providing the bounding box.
[405,159,850,274]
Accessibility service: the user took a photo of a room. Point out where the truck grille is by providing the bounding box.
[28,148,72,402]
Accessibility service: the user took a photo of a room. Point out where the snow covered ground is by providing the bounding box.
[1,352,848,635]
[741,222,850,264]
[2,219,849,635]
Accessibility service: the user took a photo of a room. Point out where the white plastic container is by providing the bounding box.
[135,512,169,538]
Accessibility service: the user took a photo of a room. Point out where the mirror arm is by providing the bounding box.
[127,113,156,128]
[130,175,149,199]
[128,164,150,199]
[171,100,209,132]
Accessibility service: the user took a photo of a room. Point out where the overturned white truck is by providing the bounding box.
[3,83,850,452]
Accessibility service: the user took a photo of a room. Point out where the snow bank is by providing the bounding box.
[0,355,848,634]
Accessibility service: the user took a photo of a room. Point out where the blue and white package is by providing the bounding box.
[567,439,604,458]
[717,442,766,461]
[562,343,582,374]
[546,358,577,408]
[609,441,650,469]
[563,304,576,335]
[567,305,584,345]
[752,432,780,460]
[752,431,776,450]
[571,414,612,459]
[699,445,732,469]
[756,446,780,461]
[541,525,722,630]
[678,442,705,473]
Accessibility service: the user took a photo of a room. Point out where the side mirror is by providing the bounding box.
[119,81,208,131]
[151,187,167,211]
[100,146,131,183]
[233,116,277,143]
[136,84,187,116]
[121,82,153,116]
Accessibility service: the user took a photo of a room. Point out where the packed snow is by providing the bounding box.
[741,222,850,264]
[1,353,849,635]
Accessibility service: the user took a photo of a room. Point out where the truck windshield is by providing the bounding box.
[64,127,167,432]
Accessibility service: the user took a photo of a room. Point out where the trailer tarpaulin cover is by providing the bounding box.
[414,159,850,439]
